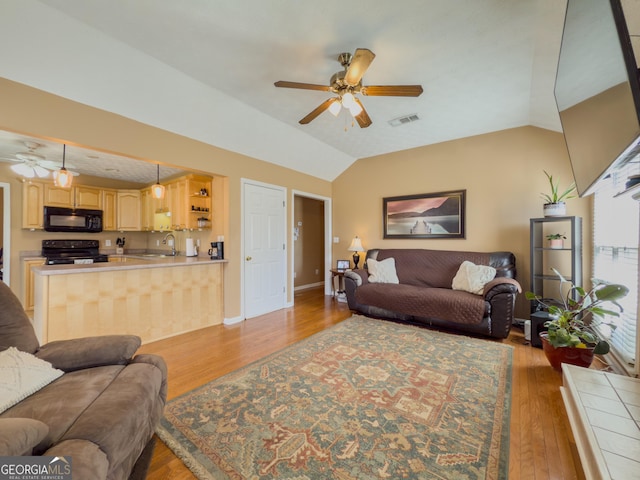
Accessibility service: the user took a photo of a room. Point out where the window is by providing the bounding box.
[593,165,639,374]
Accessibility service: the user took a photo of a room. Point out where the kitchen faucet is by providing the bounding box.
[162,233,177,256]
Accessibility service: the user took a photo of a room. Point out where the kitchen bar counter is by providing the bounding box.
[32,255,226,344]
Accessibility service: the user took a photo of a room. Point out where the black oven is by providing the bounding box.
[43,206,103,233]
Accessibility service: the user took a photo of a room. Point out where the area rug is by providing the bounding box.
[157,315,513,479]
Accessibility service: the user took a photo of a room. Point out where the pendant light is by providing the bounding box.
[53,144,73,188]
[152,164,165,199]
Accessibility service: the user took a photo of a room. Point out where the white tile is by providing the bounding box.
[602,450,640,479]
[586,407,640,439]
[594,427,640,461]
[579,391,626,414]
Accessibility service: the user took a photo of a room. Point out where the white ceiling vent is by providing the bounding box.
[388,114,420,127]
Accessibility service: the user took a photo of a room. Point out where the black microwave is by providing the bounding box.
[43,206,103,233]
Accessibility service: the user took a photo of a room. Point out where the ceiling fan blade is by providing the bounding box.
[353,99,372,128]
[299,98,339,124]
[360,85,424,97]
[344,48,375,87]
[274,81,331,92]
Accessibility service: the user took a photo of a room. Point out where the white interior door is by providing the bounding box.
[243,181,286,318]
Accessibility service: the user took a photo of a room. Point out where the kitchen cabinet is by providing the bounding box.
[140,187,154,231]
[116,190,141,231]
[23,258,45,312]
[22,182,44,230]
[102,189,117,231]
[185,175,212,230]
[44,184,102,209]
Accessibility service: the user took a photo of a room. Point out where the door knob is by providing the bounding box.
[246,256,252,261]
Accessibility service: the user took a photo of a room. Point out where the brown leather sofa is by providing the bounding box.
[344,248,520,339]
[0,281,167,480]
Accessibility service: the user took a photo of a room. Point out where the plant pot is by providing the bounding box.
[539,332,595,372]
[548,239,564,249]
[543,202,566,217]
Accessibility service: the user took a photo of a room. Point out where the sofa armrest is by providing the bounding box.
[35,335,141,372]
[45,439,109,480]
[132,353,169,403]
[0,418,49,456]
[483,277,521,300]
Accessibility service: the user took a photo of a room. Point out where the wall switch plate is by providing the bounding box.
[333,237,340,243]
[156,240,160,246]
[105,239,111,247]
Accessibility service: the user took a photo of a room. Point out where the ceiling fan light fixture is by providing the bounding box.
[348,101,363,117]
[34,165,50,178]
[152,164,165,199]
[11,162,35,178]
[341,92,356,108]
[328,99,342,117]
[54,144,73,188]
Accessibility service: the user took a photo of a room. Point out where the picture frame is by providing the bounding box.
[383,189,466,239]
[336,259,350,270]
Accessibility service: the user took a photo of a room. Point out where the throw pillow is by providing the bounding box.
[367,258,399,284]
[0,347,64,414]
[452,260,497,295]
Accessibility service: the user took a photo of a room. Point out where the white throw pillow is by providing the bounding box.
[452,260,497,295]
[367,258,399,284]
[0,347,64,414]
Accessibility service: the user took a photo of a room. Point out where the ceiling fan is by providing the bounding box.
[274,48,423,128]
[1,141,78,179]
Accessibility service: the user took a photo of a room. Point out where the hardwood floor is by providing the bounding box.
[139,287,587,479]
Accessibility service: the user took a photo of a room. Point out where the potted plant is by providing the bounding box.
[541,170,576,217]
[545,233,566,249]
[525,268,628,371]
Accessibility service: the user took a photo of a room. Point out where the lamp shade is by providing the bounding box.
[348,236,364,252]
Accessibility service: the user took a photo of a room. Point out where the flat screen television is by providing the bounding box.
[554,0,640,197]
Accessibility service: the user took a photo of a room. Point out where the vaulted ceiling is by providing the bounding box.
[0,1,638,182]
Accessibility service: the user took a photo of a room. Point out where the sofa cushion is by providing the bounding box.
[367,258,399,284]
[0,418,49,456]
[0,282,40,354]
[0,347,63,414]
[452,261,496,295]
[370,249,492,288]
[355,283,487,325]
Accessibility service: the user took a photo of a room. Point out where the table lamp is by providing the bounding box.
[348,236,364,269]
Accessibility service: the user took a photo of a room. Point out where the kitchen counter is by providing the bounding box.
[32,255,226,344]
[32,255,226,275]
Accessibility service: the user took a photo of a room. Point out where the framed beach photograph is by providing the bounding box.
[383,190,466,239]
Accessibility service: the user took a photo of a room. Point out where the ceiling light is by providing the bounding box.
[53,144,73,188]
[342,92,356,108]
[33,165,50,178]
[152,164,165,199]
[328,98,342,117]
[348,101,363,117]
[11,163,35,178]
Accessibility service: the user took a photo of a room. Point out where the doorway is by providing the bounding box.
[0,183,9,285]
[242,180,286,319]
[292,190,332,297]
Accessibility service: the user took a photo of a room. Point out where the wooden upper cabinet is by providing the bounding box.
[74,186,102,209]
[116,190,141,231]
[43,184,74,207]
[102,189,117,231]
[22,181,45,229]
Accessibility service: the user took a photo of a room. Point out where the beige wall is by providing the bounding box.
[0,78,332,320]
[332,126,593,319]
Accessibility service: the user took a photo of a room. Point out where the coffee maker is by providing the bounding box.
[209,241,224,260]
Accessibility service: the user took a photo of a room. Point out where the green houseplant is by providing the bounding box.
[525,268,628,371]
[545,233,566,249]
[541,171,577,217]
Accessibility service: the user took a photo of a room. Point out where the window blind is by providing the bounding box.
[593,164,639,371]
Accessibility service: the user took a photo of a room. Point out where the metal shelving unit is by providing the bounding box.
[529,216,582,310]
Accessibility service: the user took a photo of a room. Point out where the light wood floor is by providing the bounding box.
[139,287,588,479]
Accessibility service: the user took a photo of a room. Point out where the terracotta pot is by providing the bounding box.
[539,332,595,372]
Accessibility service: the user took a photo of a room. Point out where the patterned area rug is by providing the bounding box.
[157,315,513,479]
